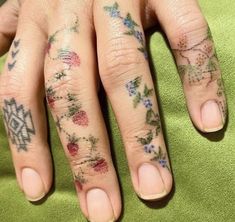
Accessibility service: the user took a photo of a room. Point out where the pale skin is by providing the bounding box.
[0,0,227,222]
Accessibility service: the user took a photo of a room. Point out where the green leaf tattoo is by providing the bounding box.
[126,76,170,170]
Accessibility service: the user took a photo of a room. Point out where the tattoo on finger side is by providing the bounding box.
[126,77,170,171]
[8,39,20,71]
[2,98,35,151]
[104,2,148,59]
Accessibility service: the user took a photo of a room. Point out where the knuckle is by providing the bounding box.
[69,146,110,179]
[99,37,144,89]
[0,74,27,105]
[45,76,79,113]
[169,9,208,41]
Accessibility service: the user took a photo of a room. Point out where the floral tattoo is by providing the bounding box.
[173,28,220,84]
[45,18,108,191]
[173,28,227,121]
[126,77,170,170]
[104,2,148,59]
[8,39,20,71]
[2,98,35,151]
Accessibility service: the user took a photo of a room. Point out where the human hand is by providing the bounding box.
[0,0,227,221]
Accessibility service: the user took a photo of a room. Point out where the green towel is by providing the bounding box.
[0,0,234,221]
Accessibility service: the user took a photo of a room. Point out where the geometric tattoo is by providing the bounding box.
[2,98,35,151]
[8,39,20,71]
[104,2,148,59]
[45,18,108,191]
[126,77,170,171]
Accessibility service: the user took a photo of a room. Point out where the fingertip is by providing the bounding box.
[201,100,225,133]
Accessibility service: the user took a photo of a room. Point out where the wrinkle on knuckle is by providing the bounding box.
[169,10,208,42]
[70,154,110,179]
[100,39,144,89]
[0,74,28,104]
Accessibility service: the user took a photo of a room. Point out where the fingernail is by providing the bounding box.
[201,100,224,132]
[21,168,46,202]
[138,163,166,200]
[87,188,115,222]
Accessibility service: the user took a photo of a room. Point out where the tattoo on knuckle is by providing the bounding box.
[104,2,148,59]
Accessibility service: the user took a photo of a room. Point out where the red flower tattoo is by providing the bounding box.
[92,158,108,173]
[46,95,55,109]
[67,142,79,156]
[67,134,80,156]
[72,110,89,126]
[58,49,80,67]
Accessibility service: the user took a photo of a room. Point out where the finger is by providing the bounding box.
[0,4,52,201]
[45,2,121,221]
[0,0,19,56]
[94,0,173,200]
[151,0,227,132]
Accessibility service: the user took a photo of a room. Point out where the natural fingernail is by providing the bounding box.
[201,100,224,132]
[21,168,46,202]
[138,163,166,200]
[87,188,115,222]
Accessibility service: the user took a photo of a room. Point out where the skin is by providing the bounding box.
[0,0,227,221]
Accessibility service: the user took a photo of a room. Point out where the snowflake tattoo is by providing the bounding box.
[2,98,35,151]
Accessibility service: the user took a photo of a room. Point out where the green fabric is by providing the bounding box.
[0,0,235,221]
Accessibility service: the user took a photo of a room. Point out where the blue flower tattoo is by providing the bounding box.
[104,2,148,59]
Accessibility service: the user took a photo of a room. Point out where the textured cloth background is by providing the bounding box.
[0,0,235,221]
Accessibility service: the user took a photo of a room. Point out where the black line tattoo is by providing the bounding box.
[2,98,35,151]
[8,39,20,71]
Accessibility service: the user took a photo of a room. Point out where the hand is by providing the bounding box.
[0,0,227,221]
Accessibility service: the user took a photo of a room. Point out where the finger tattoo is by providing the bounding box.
[2,98,35,151]
[8,39,20,71]
[126,77,170,171]
[104,2,148,59]
[45,17,109,190]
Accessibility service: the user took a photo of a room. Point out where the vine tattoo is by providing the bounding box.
[8,39,20,71]
[126,77,170,170]
[173,28,227,121]
[45,18,108,191]
[104,2,148,59]
[173,28,219,84]
[2,98,35,151]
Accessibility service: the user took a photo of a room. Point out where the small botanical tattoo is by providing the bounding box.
[104,2,148,59]
[8,39,20,71]
[126,76,161,135]
[173,28,219,84]
[126,77,170,170]
[71,135,108,191]
[45,17,108,190]
[2,98,35,151]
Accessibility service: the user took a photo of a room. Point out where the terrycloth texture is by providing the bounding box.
[0,0,235,221]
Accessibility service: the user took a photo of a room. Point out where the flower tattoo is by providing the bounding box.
[173,28,220,84]
[45,17,108,190]
[104,2,148,59]
[126,76,170,170]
